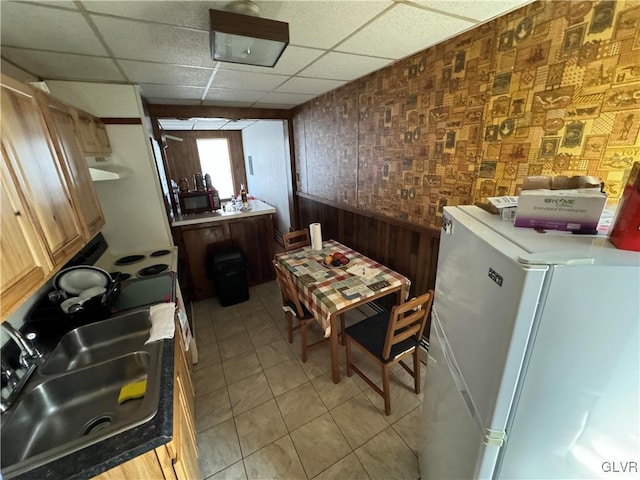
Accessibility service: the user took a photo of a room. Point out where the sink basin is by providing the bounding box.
[0,308,165,477]
[40,308,151,375]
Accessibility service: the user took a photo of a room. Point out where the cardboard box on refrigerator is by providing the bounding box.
[514,175,607,233]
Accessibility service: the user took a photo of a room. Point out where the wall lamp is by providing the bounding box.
[209,1,289,68]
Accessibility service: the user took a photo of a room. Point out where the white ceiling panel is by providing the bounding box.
[200,99,257,108]
[298,52,391,81]
[147,98,202,105]
[138,84,204,99]
[204,87,266,103]
[413,0,533,22]
[0,2,107,55]
[32,1,78,9]
[336,3,476,59]
[92,15,213,66]
[256,1,393,49]
[1,48,125,82]
[159,119,196,130]
[211,70,289,91]
[84,1,226,30]
[256,91,316,106]
[118,60,213,86]
[276,77,346,95]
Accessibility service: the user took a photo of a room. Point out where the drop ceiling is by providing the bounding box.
[1,0,532,110]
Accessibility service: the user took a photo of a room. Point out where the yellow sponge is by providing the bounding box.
[118,379,147,404]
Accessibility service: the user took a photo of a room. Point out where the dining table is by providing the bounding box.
[275,239,411,383]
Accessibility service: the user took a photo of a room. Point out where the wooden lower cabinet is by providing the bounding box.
[173,214,276,300]
[93,333,199,480]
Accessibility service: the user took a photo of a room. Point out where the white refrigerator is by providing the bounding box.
[420,205,640,479]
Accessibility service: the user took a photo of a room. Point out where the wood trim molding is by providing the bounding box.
[297,192,441,237]
[100,118,143,125]
[147,104,292,121]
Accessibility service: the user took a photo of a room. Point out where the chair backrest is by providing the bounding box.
[382,290,434,360]
[272,259,306,317]
[283,229,310,252]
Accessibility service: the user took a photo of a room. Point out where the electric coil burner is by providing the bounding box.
[114,254,146,266]
[136,264,169,277]
[150,250,171,257]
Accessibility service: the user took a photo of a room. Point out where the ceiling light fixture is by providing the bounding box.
[210,1,289,68]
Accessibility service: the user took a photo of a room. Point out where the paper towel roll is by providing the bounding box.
[310,223,323,250]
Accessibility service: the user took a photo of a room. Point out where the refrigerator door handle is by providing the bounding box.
[433,309,507,447]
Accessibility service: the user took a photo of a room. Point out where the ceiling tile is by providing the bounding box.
[276,77,346,95]
[138,84,204,100]
[118,60,213,86]
[411,0,532,22]
[83,1,226,30]
[214,46,325,76]
[336,3,475,59]
[92,15,213,66]
[257,1,393,50]
[32,1,78,9]
[1,59,38,82]
[256,91,316,107]
[147,98,202,105]
[0,2,107,55]
[159,119,196,130]
[204,87,265,103]
[201,99,256,108]
[298,52,392,81]
[1,48,125,82]
[211,70,289,91]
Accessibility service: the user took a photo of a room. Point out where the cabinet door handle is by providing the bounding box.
[14,211,21,216]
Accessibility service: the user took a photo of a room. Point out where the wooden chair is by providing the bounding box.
[283,228,310,252]
[344,290,434,415]
[273,260,322,362]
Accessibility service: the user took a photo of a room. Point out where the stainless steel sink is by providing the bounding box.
[40,308,151,375]
[0,308,165,477]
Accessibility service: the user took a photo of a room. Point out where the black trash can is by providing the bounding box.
[210,247,249,307]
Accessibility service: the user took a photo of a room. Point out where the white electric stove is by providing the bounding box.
[94,246,178,282]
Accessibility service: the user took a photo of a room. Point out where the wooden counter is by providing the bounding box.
[171,200,276,301]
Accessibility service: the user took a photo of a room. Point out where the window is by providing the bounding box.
[196,138,235,199]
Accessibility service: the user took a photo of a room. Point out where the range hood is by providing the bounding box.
[86,156,133,181]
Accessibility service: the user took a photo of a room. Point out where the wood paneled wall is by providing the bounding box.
[297,194,440,300]
[163,130,246,194]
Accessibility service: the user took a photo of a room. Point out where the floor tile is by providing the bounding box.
[218,332,254,361]
[263,359,308,396]
[227,371,274,415]
[275,381,327,432]
[248,323,284,349]
[330,392,389,449]
[255,338,294,370]
[313,452,371,480]
[196,385,233,432]
[194,362,226,398]
[290,412,350,478]
[215,318,247,341]
[209,460,247,480]
[363,370,422,423]
[198,419,242,478]
[235,399,288,456]
[222,350,263,385]
[244,435,307,480]
[242,309,275,331]
[391,406,422,456]
[235,297,267,316]
[310,371,360,410]
[355,427,419,480]
[194,342,221,370]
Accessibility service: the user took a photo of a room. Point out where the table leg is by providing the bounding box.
[330,313,340,384]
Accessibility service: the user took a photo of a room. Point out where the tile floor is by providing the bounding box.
[191,280,425,480]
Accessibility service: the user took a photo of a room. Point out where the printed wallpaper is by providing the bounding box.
[292,0,640,229]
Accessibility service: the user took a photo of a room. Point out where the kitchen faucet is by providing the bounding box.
[1,323,42,368]
[0,323,41,413]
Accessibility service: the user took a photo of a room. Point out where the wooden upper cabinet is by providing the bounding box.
[72,108,111,155]
[38,93,105,239]
[0,146,51,319]
[0,75,84,276]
